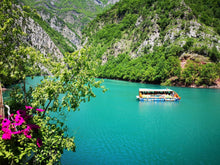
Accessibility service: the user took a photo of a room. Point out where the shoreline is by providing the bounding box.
[98,77,220,89]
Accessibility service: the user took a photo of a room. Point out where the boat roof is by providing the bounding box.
[139,88,174,92]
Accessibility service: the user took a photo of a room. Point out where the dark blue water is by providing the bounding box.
[58,79,220,165]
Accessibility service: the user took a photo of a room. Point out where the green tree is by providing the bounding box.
[0,1,105,164]
[209,46,220,62]
[0,48,105,164]
[200,63,219,85]
[181,61,200,85]
[0,0,25,85]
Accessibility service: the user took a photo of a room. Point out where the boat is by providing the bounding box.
[136,88,181,101]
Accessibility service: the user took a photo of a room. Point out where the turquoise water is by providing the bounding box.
[59,79,220,165]
[14,77,220,164]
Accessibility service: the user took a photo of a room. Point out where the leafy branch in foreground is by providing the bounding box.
[32,48,106,114]
[1,48,105,164]
[0,1,106,164]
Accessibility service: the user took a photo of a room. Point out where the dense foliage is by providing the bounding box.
[181,61,220,86]
[185,0,220,35]
[83,0,220,87]
[98,46,220,86]
[98,47,181,83]
[0,0,105,164]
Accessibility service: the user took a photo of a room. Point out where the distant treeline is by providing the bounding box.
[98,46,220,86]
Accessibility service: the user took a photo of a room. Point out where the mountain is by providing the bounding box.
[1,0,220,87]
[1,0,121,85]
[82,0,220,87]
[19,0,120,52]
[0,1,65,85]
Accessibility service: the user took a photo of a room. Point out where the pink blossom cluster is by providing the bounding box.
[1,106,44,148]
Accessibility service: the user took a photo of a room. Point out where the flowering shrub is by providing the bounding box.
[0,106,44,164]
[1,106,43,144]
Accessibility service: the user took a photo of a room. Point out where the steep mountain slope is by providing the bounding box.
[21,16,63,59]
[1,0,120,85]
[0,1,63,85]
[83,0,220,87]
[20,0,120,51]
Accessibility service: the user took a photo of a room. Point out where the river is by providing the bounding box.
[13,77,220,164]
[57,78,220,165]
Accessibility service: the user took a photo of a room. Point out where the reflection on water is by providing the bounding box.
[138,100,180,105]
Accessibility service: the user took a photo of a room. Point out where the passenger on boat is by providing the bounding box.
[139,92,143,98]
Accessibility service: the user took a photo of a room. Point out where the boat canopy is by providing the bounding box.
[139,88,174,93]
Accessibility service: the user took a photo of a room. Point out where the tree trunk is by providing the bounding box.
[0,83,5,120]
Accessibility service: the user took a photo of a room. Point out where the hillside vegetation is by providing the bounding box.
[20,0,110,29]
[19,0,118,54]
[83,0,220,87]
[185,0,220,34]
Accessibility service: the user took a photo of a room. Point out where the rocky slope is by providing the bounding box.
[82,0,220,87]
[84,0,220,61]
[20,16,63,59]
[20,0,120,51]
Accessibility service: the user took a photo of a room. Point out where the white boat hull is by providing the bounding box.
[136,96,180,102]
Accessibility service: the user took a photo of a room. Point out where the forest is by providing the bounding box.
[185,0,220,35]
[98,46,220,86]
[83,0,220,87]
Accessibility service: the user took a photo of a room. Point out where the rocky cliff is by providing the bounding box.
[20,0,120,51]
[20,16,63,59]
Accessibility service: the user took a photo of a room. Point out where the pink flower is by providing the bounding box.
[9,113,14,118]
[16,110,26,117]
[36,138,43,148]
[2,128,12,140]
[25,106,34,110]
[36,109,45,112]
[2,118,11,128]
[14,115,25,126]
[2,132,12,140]
[23,126,32,139]
[12,130,22,134]
[2,127,10,132]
